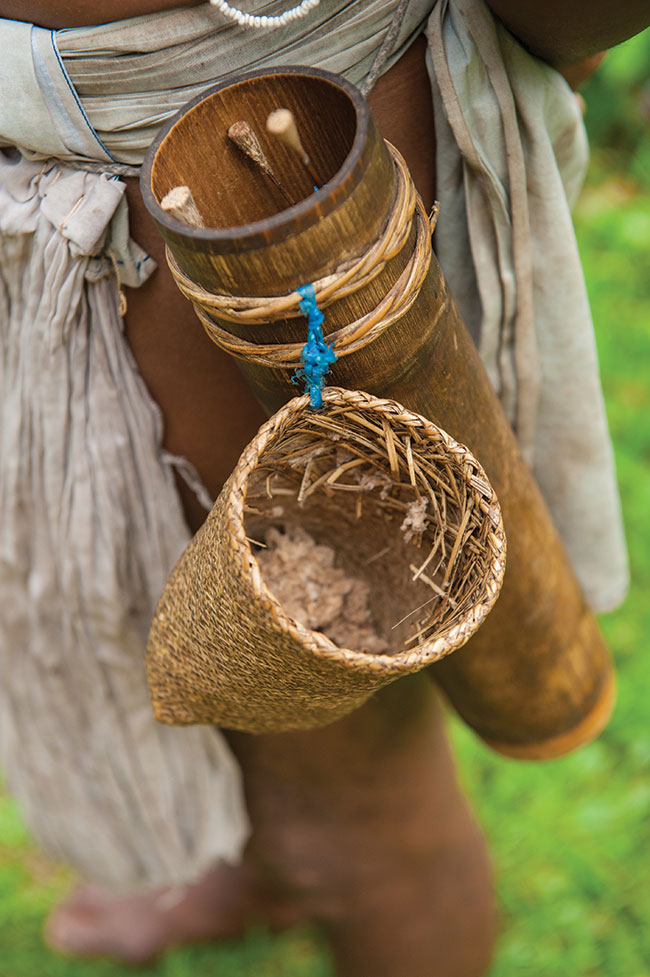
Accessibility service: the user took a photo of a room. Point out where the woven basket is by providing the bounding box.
[146,388,506,733]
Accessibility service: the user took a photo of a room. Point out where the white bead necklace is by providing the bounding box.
[209,0,321,29]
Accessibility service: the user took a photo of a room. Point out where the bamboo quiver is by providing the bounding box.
[141,66,615,758]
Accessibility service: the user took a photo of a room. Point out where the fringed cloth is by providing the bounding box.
[0,0,628,887]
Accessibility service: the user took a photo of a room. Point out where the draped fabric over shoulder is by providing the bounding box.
[0,0,627,887]
[427,0,628,610]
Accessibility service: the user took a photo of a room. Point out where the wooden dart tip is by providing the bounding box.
[160,185,205,227]
[227,120,274,177]
[227,119,294,206]
[266,108,310,165]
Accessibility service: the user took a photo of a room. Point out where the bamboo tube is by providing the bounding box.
[141,66,614,759]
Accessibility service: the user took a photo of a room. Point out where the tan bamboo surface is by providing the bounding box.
[141,65,615,759]
[146,389,506,733]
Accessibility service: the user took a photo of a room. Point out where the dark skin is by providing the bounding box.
[4,0,649,64]
[8,0,649,970]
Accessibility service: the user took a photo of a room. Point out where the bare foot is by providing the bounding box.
[44,860,302,964]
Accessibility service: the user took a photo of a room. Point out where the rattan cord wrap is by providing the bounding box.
[146,388,506,733]
[165,144,436,368]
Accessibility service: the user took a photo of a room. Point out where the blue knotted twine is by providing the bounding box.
[292,284,337,409]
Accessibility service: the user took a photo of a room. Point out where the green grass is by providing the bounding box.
[451,144,650,977]
[450,156,650,977]
[2,33,650,977]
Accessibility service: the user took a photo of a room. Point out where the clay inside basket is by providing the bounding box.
[243,414,500,657]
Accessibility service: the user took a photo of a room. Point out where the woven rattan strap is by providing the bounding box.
[165,143,438,369]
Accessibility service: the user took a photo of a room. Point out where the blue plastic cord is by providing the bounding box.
[292,283,337,409]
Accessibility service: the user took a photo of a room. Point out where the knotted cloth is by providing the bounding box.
[0,157,249,887]
[0,0,628,887]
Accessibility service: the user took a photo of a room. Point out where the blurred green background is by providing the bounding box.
[2,28,649,977]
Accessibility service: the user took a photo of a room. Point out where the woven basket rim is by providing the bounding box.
[226,386,506,674]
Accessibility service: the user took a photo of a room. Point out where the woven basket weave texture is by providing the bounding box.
[146,388,506,732]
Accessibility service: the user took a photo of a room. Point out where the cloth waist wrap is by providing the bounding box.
[0,0,628,887]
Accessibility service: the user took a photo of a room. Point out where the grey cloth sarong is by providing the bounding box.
[0,0,435,888]
[1,0,434,164]
[0,0,628,887]
[0,155,250,887]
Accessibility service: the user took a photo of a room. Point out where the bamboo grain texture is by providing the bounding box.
[141,66,614,758]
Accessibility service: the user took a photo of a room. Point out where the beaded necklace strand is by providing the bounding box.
[209,0,321,29]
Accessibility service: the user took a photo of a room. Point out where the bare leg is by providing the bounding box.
[45,681,495,973]
[228,675,496,977]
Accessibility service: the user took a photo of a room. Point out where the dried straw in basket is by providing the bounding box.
[146,388,506,733]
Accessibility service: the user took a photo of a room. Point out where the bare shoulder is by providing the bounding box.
[486,0,650,66]
[0,0,201,29]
